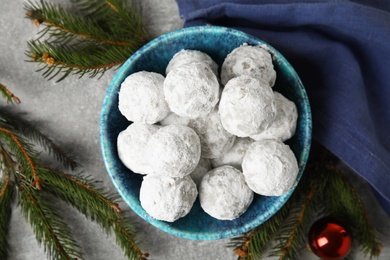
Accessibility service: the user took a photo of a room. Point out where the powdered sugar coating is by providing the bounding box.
[188,108,235,159]
[251,92,298,142]
[211,137,254,171]
[166,49,219,76]
[219,75,276,137]
[164,63,220,119]
[199,165,254,220]
[147,125,201,178]
[140,175,198,222]
[242,140,299,196]
[117,123,161,174]
[118,71,170,124]
[189,157,212,187]
[159,112,191,127]
[221,44,276,87]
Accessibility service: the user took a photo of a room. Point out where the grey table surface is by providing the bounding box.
[1,0,389,259]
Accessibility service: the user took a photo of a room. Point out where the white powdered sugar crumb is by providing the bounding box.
[165,49,219,76]
[221,44,276,87]
[188,108,236,159]
[211,137,254,171]
[146,125,201,178]
[118,71,170,124]
[242,140,299,196]
[189,157,212,187]
[251,92,298,142]
[140,175,198,222]
[117,123,161,174]
[218,75,276,137]
[164,63,220,119]
[199,165,254,220]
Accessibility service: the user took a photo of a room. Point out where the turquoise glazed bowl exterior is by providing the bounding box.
[100,26,312,240]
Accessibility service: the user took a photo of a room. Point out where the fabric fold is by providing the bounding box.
[175,0,390,215]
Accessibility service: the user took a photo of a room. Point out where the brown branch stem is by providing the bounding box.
[39,52,126,71]
[113,220,148,259]
[41,166,122,214]
[280,185,317,259]
[22,184,73,259]
[0,177,10,198]
[327,163,383,256]
[0,83,21,104]
[0,127,41,190]
[42,20,131,46]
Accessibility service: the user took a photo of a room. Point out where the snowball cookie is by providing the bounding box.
[221,44,276,87]
[117,123,161,174]
[159,112,191,127]
[118,71,170,124]
[251,92,298,142]
[242,140,299,196]
[211,137,254,171]
[189,157,212,187]
[188,108,236,159]
[219,75,276,137]
[166,49,219,76]
[164,63,220,119]
[147,125,201,178]
[140,175,198,222]
[199,165,254,220]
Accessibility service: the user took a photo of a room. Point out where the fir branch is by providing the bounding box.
[112,219,149,260]
[25,0,148,81]
[37,166,147,259]
[0,84,21,104]
[231,204,291,260]
[0,108,79,171]
[38,166,122,218]
[323,162,383,258]
[18,181,83,259]
[0,127,42,190]
[271,178,319,260]
[72,0,148,41]
[0,178,14,260]
[26,40,135,81]
[25,0,133,46]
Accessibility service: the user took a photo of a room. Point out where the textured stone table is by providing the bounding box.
[1,1,389,259]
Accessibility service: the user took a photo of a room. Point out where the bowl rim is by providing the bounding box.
[100,25,312,240]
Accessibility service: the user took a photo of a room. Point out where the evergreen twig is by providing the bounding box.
[230,203,290,259]
[231,144,382,260]
[323,162,383,258]
[0,177,13,260]
[0,84,21,104]
[0,83,147,259]
[18,181,83,259]
[25,0,148,81]
[0,108,79,171]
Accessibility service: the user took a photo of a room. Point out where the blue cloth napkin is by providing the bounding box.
[175,0,390,215]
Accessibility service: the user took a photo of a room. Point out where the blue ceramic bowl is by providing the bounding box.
[100,26,312,240]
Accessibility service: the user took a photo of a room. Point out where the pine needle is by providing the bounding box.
[230,143,382,260]
[0,84,21,104]
[0,178,14,260]
[25,0,148,81]
[229,201,291,260]
[323,162,383,258]
[0,127,42,190]
[26,40,136,82]
[0,108,79,171]
[18,181,83,259]
[0,83,147,259]
[37,166,147,259]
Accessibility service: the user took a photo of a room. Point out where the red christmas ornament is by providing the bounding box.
[308,217,353,260]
